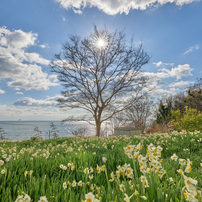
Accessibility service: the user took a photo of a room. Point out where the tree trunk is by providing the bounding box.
[95,119,101,137]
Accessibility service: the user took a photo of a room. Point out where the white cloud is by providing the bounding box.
[165,64,193,80]
[73,8,83,14]
[24,52,49,65]
[0,89,5,94]
[183,44,199,55]
[14,87,20,91]
[13,96,58,107]
[153,61,174,67]
[0,27,37,48]
[55,0,199,15]
[49,75,58,82]
[143,64,193,80]
[152,88,178,96]
[15,92,23,95]
[141,63,194,97]
[62,16,66,21]
[39,44,49,49]
[0,27,58,90]
[169,80,194,88]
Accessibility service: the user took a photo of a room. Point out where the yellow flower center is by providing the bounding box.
[187,180,191,184]
[188,167,192,172]
[154,149,157,152]
[127,169,131,173]
[194,195,198,199]
[86,199,92,202]
[127,146,131,150]
[184,192,187,199]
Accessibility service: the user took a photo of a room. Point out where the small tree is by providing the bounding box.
[0,127,7,141]
[51,26,150,137]
[50,122,59,138]
[32,126,42,140]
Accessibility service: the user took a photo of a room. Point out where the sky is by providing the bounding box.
[0,0,202,121]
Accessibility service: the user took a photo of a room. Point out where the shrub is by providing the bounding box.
[171,106,202,132]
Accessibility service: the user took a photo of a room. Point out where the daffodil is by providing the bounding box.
[24,194,31,202]
[63,182,67,189]
[89,174,94,180]
[72,180,77,187]
[84,167,89,174]
[124,193,133,202]
[183,174,197,194]
[14,195,24,202]
[102,157,107,163]
[78,180,83,186]
[0,160,4,166]
[171,153,178,161]
[38,196,48,202]
[119,184,125,192]
[1,168,7,175]
[84,192,100,202]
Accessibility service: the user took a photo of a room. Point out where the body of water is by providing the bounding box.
[0,121,95,141]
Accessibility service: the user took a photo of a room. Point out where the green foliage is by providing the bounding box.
[172,106,202,132]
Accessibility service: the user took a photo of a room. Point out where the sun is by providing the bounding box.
[97,38,105,48]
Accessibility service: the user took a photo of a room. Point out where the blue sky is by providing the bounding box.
[0,0,201,121]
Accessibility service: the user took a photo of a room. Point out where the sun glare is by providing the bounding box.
[97,38,105,48]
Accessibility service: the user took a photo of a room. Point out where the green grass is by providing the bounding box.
[0,131,202,202]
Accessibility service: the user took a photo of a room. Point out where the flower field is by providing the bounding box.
[0,131,202,202]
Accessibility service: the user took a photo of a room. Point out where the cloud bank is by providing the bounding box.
[145,63,193,80]
[0,27,58,90]
[13,96,57,107]
[55,0,199,15]
[142,62,194,97]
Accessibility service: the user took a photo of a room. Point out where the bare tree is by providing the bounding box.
[124,96,155,131]
[108,95,154,133]
[51,26,150,137]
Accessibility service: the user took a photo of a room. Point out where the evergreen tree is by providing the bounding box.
[156,100,173,132]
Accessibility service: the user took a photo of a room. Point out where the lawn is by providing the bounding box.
[0,131,201,202]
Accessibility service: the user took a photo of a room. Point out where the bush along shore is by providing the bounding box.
[0,130,202,202]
